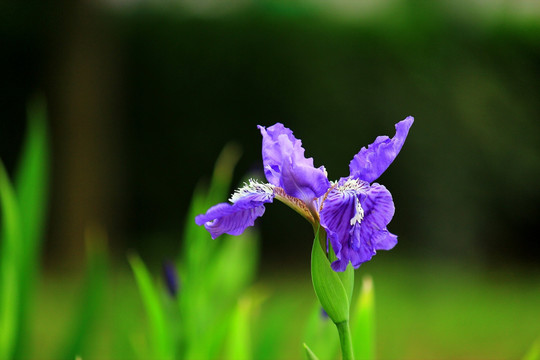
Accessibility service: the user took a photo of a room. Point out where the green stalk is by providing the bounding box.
[336,321,354,360]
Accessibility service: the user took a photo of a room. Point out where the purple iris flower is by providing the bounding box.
[195,117,413,271]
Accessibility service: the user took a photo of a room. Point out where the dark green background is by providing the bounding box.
[2,0,540,270]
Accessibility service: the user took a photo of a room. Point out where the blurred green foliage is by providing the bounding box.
[0,99,49,359]
[28,257,540,359]
[59,229,108,360]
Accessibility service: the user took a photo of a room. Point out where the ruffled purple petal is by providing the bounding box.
[258,123,296,186]
[330,227,375,271]
[258,123,330,202]
[362,183,395,231]
[319,178,397,271]
[349,117,414,183]
[371,229,398,251]
[195,181,274,239]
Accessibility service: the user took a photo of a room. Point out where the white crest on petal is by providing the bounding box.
[333,178,368,226]
[229,179,274,203]
[336,178,367,192]
[350,197,365,226]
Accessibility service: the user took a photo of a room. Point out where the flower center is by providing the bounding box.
[273,187,316,225]
[336,179,366,226]
[320,178,367,226]
[229,179,274,203]
[336,178,365,192]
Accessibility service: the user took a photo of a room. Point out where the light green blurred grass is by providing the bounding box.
[30,258,540,360]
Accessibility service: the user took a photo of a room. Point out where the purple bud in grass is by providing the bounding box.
[162,261,180,297]
[320,307,330,320]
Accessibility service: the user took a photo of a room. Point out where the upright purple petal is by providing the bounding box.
[195,180,274,239]
[258,123,330,203]
[319,178,398,271]
[258,123,296,186]
[349,117,414,183]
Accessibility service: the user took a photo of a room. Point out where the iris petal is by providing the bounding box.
[363,183,395,229]
[259,123,330,202]
[331,228,375,271]
[349,117,414,183]
[195,181,274,239]
[319,179,397,271]
[372,229,398,251]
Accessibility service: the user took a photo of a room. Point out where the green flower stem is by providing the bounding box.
[336,320,355,360]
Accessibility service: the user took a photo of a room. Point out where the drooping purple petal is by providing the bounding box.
[330,229,375,271]
[195,181,274,239]
[349,117,414,183]
[319,178,397,271]
[362,183,395,230]
[258,123,330,202]
[371,229,398,251]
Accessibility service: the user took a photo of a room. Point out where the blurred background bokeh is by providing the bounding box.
[1,0,540,358]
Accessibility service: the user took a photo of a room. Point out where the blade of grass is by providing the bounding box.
[303,302,339,360]
[129,253,173,360]
[59,226,108,360]
[522,337,540,360]
[180,143,242,282]
[225,295,253,360]
[351,276,375,360]
[178,144,242,360]
[206,143,241,206]
[184,231,260,360]
[12,96,50,358]
[0,161,22,360]
[15,97,49,256]
[177,182,212,360]
[303,343,320,360]
[180,143,241,268]
[253,297,295,360]
[206,231,259,304]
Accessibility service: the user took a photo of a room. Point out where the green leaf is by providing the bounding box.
[253,298,294,360]
[180,143,242,270]
[12,96,50,358]
[311,228,350,324]
[15,97,49,255]
[225,295,252,360]
[129,254,173,360]
[178,144,244,360]
[351,276,375,360]
[328,241,354,307]
[59,226,108,360]
[0,162,21,360]
[302,301,339,360]
[303,343,320,360]
[522,337,540,360]
[206,231,259,304]
[337,263,354,307]
[206,142,241,206]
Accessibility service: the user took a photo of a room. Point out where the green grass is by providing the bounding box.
[26,259,540,360]
[0,97,49,360]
